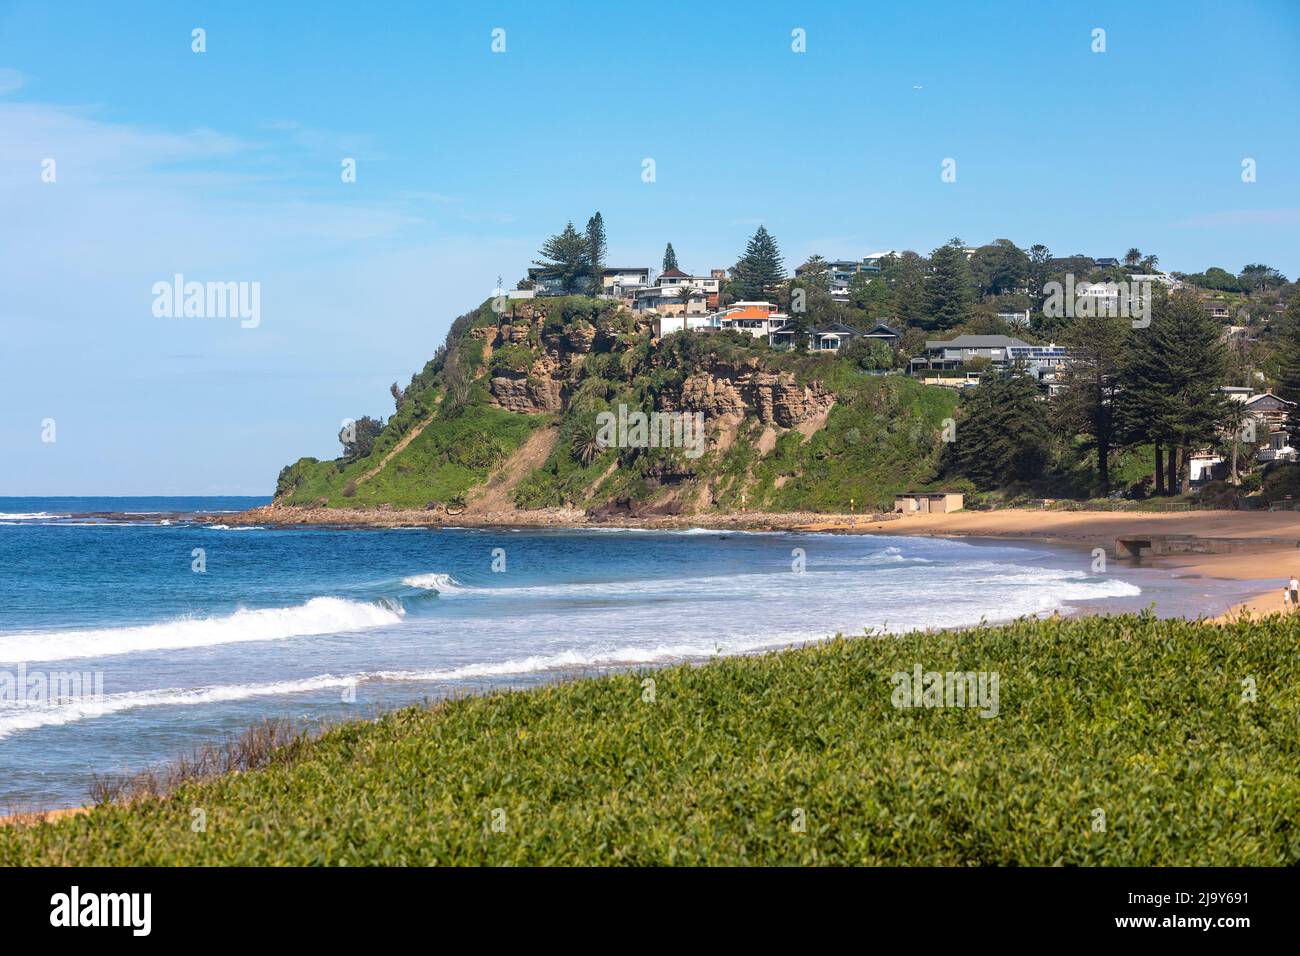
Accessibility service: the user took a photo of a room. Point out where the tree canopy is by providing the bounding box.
[732,226,786,301]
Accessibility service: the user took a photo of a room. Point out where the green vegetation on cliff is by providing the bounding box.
[272,295,964,515]
[4,614,1296,865]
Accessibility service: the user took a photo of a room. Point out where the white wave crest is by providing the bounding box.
[401,573,464,593]
[0,674,356,739]
[0,632,826,738]
[0,597,404,664]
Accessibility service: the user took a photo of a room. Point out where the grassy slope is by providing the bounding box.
[4,614,1297,865]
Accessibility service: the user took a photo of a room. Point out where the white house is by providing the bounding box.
[656,267,726,309]
[601,267,652,298]
[718,301,788,339]
[634,286,709,316]
[656,313,720,337]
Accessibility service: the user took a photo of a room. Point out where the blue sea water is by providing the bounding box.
[0,497,1260,810]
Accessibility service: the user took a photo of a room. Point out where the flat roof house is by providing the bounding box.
[656,313,720,338]
[909,335,1033,374]
[601,267,652,298]
[794,253,898,283]
[525,267,570,296]
[634,286,708,317]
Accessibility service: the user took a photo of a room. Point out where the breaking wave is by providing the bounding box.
[0,597,405,664]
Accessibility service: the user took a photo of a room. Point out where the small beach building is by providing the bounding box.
[894,492,964,514]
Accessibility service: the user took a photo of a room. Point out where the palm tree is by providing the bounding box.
[572,430,602,466]
[676,285,698,321]
[1140,254,1159,272]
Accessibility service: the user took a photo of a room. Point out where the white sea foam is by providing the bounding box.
[0,632,824,738]
[0,674,357,739]
[401,573,464,593]
[0,597,404,664]
[0,512,68,520]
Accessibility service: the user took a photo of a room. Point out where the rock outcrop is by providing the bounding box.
[675,365,834,427]
[490,372,563,414]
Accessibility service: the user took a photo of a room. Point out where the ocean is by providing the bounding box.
[0,496,1261,810]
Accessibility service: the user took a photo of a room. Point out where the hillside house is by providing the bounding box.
[718,301,788,339]
[909,335,1033,374]
[655,267,725,310]
[601,267,652,300]
[862,323,900,348]
[810,323,862,351]
[634,286,709,317]
[656,313,720,338]
[1245,390,1297,462]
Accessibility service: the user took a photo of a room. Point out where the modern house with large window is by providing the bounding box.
[908,335,1034,373]
[601,267,652,299]
[793,253,898,285]
[909,335,1072,393]
[655,267,726,310]
[633,285,709,317]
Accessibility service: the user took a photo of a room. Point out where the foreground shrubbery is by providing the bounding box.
[5,613,1297,865]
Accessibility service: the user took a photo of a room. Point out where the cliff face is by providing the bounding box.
[482,304,836,427]
[275,295,955,515]
[489,371,564,414]
[674,364,835,427]
[483,303,632,415]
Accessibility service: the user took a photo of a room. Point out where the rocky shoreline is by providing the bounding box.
[219,501,902,533]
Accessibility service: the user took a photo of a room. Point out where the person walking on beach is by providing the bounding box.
[1290,573,1300,614]
[1284,585,1293,616]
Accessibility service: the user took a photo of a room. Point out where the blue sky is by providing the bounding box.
[2,0,1298,494]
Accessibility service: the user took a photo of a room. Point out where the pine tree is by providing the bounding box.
[925,238,975,331]
[1027,244,1054,326]
[1118,302,1177,494]
[533,221,591,295]
[733,226,785,301]
[885,252,928,329]
[1057,313,1130,494]
[1120,291,1231,494]
[662,243,678,273]
[942,374,1053,489]
[586,212,607,296]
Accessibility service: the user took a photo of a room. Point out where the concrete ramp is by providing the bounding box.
[1116,535,1300,560]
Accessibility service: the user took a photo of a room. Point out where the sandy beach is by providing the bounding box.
[811,508,1300,618]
